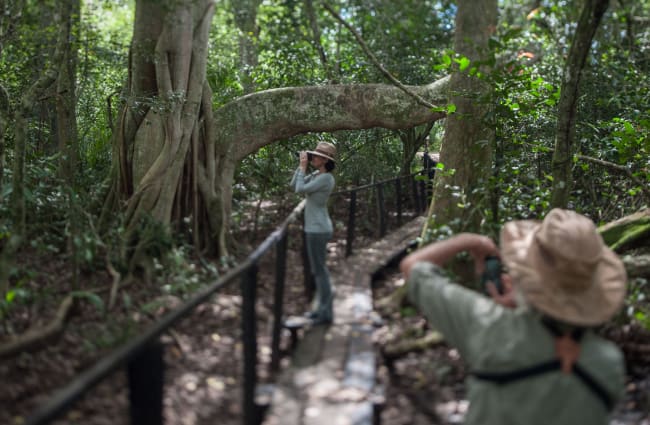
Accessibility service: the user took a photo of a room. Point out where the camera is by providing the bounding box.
[294,151,313,161]
[481,256,504,295]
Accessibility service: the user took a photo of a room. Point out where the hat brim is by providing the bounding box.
[306,150,335,162]
[500,220,627,326]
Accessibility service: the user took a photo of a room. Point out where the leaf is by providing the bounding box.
[434,54,452,71]
[455,56,470,71]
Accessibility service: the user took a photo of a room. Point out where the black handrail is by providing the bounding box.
[333,172,425,257]
[25,171,428,425]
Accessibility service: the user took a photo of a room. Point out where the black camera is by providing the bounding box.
[481,256,504,295]
[294,151,313,161]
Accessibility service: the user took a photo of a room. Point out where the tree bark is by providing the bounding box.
[398,123,434,176]
[0,84,7,194]
[304,0,335,83]
[232,0,261,94]
[105,0,216,252]
[432,0,498,231]
[550,0,609,208]
[56,0,80,183]
[11,2,66,236]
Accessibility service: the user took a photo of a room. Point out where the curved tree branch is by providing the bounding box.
[216,76,450,161]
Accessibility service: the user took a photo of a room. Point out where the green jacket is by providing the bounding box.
[407,262,625,425]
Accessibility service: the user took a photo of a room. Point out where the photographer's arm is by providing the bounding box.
[400,233,499,279]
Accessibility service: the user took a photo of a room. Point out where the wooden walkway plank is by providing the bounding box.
[263,216,425,425]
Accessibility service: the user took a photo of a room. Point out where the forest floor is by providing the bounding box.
[1,207,649,425]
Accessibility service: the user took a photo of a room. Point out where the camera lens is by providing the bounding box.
[307,153,313,161]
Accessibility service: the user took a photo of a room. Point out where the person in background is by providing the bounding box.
[399,208,628,425]
[290,142,337,325]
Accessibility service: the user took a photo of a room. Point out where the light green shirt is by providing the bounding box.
[290,168,334,233]
[407,261,625,425]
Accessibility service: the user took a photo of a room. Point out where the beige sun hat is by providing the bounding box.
[306,142,336,162]
[500,208,627,326]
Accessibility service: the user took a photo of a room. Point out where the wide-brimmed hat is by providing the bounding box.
[306,142,336,162]
[500,208,627,326]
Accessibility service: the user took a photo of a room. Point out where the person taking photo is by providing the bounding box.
[290,142,337,326]
[400,208,628,425]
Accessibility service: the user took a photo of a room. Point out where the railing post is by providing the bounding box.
[127,340,164,425]
[241,263,259,425]
[395,177,402,226]
[346,191,357,257]
[270,233,288,375]
[377,183,386,237]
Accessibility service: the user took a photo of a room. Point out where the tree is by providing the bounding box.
[432,0,498,230]
[550,0,609,208]
[102,0,217,256]
[11,1,68,237]
[232,0,261,94]
[56,0,80,183]
[104,0,451,263]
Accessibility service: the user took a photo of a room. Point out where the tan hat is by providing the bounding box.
[500,208,627,326]
[306,142,336,162]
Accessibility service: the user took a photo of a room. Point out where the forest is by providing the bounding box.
[0,0,649,424]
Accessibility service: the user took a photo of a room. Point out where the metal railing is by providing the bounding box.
[25,171,429,425]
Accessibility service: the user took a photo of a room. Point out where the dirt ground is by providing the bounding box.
[0,215,310,424]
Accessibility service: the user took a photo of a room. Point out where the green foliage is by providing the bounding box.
[0,282,31,322]
[154,246,218,297]
[1,1,648,331]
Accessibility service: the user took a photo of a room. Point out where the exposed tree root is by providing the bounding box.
[382,330,445,361]
[0,295,76,358]
[375,284,409,316]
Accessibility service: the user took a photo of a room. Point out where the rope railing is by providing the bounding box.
[25,171,430,425]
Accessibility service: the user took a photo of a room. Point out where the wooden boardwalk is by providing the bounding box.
[263,216,425,425]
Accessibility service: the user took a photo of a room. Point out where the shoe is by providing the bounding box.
[303,311,318,319]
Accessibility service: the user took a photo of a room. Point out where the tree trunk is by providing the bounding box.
[304,0,335,83]
[0,84,7,194]
[104,0,216,254]
[56,0,80,183]
[550,0,609,208]
[398,123,434,176]
[11,1,66,236]
[432,0,498,231]
[232,0,261,94]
